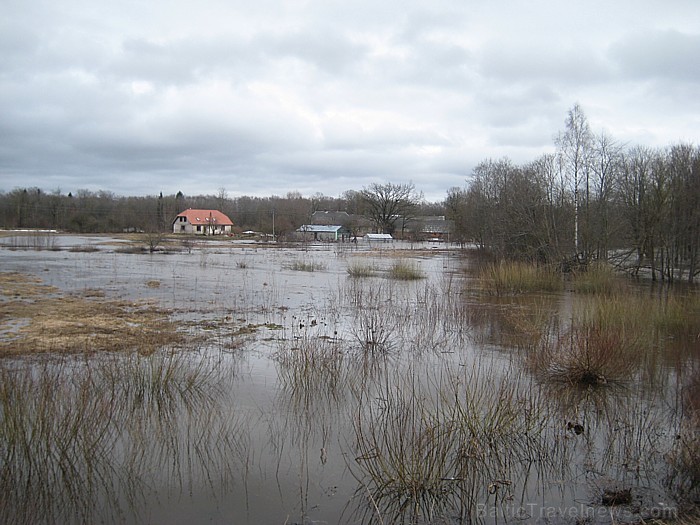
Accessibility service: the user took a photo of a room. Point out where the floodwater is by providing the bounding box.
[0,234,698,524]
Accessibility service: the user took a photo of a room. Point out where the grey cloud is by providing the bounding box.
[255,30,370,74]
[480,43,611,85]
[1,0,698,202]
[609,30,700,82]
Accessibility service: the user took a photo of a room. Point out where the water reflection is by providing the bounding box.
[0,351,244,524]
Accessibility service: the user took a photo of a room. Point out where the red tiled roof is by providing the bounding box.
[175,209,233,226]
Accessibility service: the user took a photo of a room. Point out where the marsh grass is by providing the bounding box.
[0,295,183,355]
[286,259,327,272]
[348,362,550,524]
[533,324,637,386]
[0,272,184,355]
[115,245,148,254]
[571,261,626,294]
[525,288,700,389]
[479,261,563,295]
[655,293,700,337]
[0,351,235,524]
[340,280,399,354]
[579,292,700,354]
[69,244,100,252]
[388,259,424,280]
[275,334,346,408]
[667,370,700,506]
[668,416,700,504]
[347,260,376,278]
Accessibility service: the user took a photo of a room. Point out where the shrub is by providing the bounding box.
[530,324,637,387]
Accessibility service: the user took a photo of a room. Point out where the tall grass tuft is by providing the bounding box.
[655,293,700,338]
[388,260,424,280]
[480,261,563,295]
[347,260,376,278]
[348,362,550,524]
[274,334,346,408]
[286,259,327,272]
[526,289,700,389]
[530,324,637,386]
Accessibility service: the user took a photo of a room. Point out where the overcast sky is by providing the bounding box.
[1,0,699,202]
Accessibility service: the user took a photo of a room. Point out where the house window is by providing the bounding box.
[196,225,201,232]
[180,225,185,231]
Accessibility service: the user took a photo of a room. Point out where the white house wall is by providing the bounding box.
[172,222,232,235]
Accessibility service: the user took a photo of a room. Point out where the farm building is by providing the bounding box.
[297,224,351,242]
[173,209,233,235]
[310,211,351,225]
[408,216,454,241]
[365,233,393,243]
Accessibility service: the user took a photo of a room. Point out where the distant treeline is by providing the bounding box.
[0,187,443,240]
[1,105,698,282]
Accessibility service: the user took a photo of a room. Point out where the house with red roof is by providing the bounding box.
[172,209,233,235]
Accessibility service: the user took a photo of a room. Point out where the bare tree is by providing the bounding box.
[619,146,656,276]
[528,154,569,256]
[359,182,422,236]
[444,186,469,246]
[667,144,700,283]
[590,131,623,260]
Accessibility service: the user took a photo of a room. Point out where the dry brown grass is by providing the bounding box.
[0,272,56,298]
[0,272,183,355]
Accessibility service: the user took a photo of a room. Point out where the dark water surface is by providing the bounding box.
[0,235,697,524]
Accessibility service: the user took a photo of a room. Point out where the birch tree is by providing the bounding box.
[556,103,593,259]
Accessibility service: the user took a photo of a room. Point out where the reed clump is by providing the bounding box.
[0,351,228,524]
[388,260,424,280]
[347,260,376,278]
[115,245,148,254]
[532,324,636,386]
[286,259,327,272]
[352,308,396,354]
[274,334,346,407]
[654,293,700,338]
[69,244,100,253]
[578,292,700,353]
[480,261,563,295]
[349,364,549,524]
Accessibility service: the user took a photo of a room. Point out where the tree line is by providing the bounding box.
[1,105,698,282]
[445,104,700,283]
[0,185,438,240]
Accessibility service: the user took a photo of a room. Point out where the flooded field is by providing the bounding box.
[0,233,698,524]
